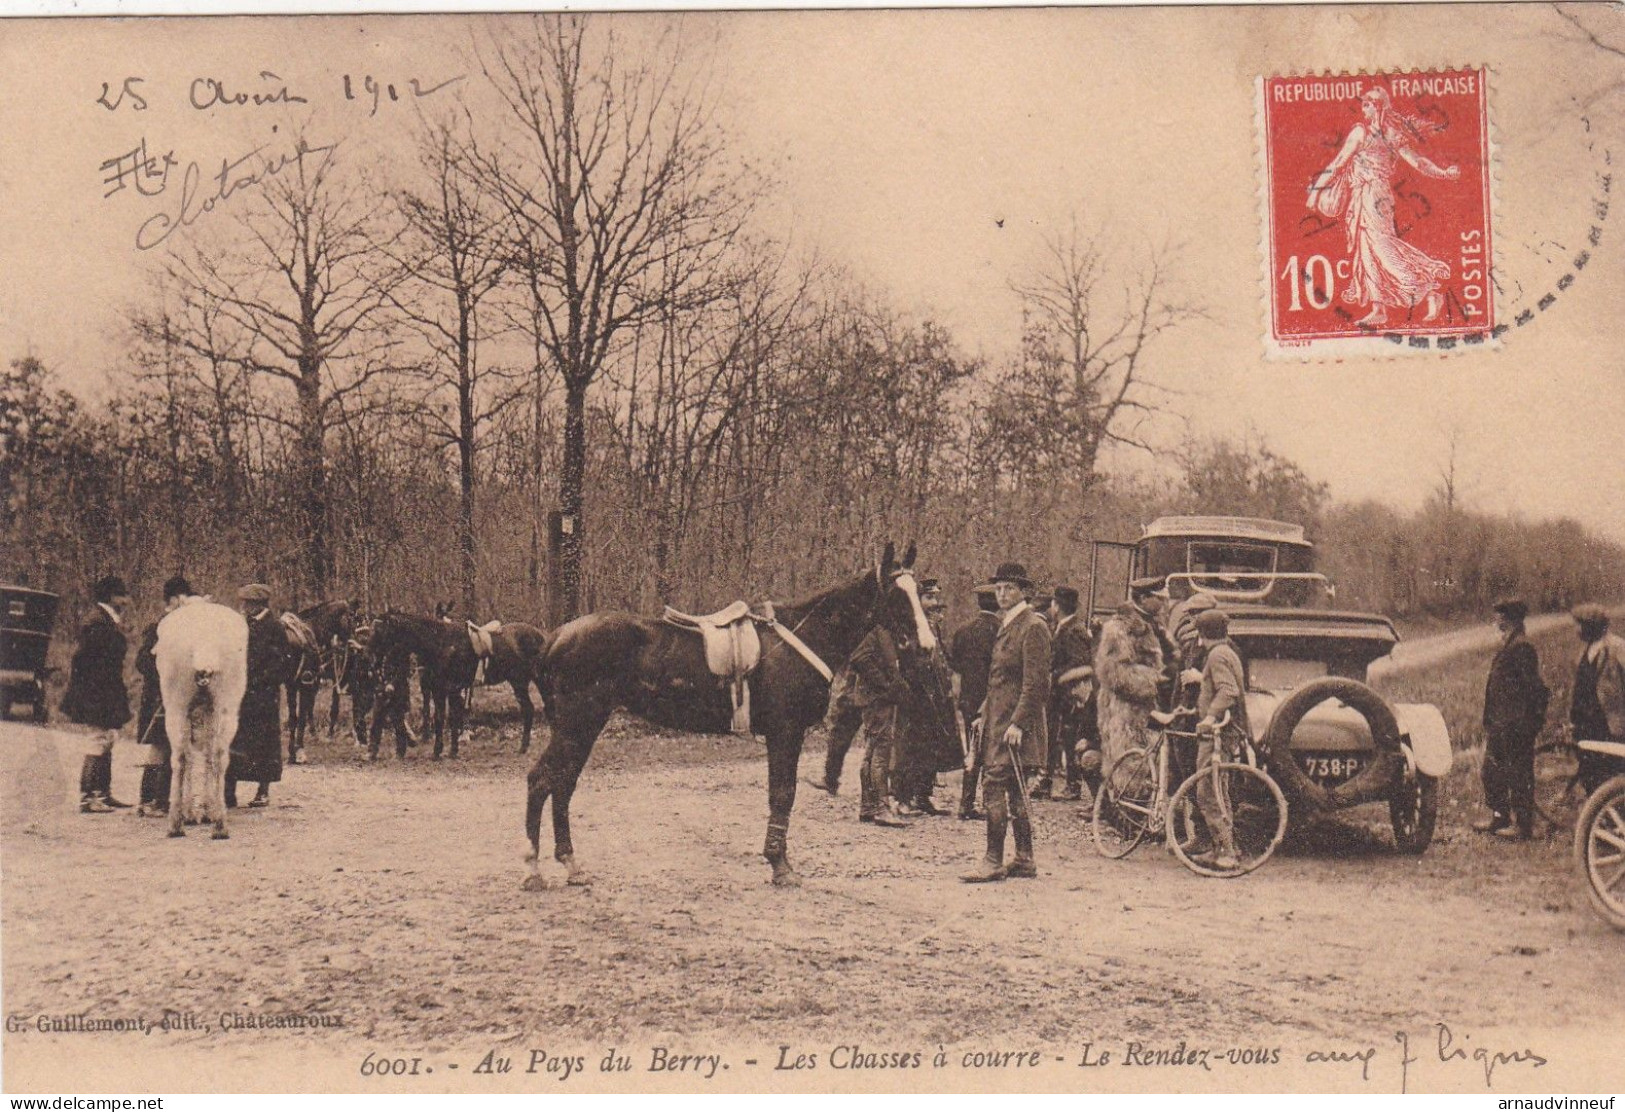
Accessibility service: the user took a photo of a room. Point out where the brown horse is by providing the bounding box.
[524,541,936,890]
[282,599,356,763]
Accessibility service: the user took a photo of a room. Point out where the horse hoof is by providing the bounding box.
[566,871,593,887]
[211,829,230,840]
[772,869,804,888]
[520,874,549,892]
[168,829,185,839]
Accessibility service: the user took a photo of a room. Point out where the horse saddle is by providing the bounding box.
[279,611,318,652]
[661,601,761,733]
[466,620,503,659]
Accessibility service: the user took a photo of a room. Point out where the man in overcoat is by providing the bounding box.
[948,590,1000,820]
[1570,605,1625,792]
[891,578,961,816]
[1475,597,1548,840]
[1034,585,1092,801]
[135,575,193,816]
[962,562,1051,883]
[227,583,287,809]
[62,574,134,813]
[844,622,917,827]
[1095,576,1167,773]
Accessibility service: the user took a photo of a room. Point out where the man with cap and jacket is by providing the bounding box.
[62,575,134,813]
[962,561,1051,883]
[134,575,194,816]
[1095,576,1167,774]
[1475,598,1548,840]
[948,589,1001,820]
[1570,604,1625,786]
[1034,585,1092,801]
[1191,607,1248,871]
[227,583,288,809]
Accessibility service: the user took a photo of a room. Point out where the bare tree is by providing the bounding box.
[1002,218,1202,489]
[153,131,408,598]
[474,13,759,621]
[382,114,519,618]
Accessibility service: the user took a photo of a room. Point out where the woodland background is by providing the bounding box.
[4,15,1622,632]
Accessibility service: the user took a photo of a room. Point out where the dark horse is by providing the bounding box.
[366,613,549,758]
[524,541,935,890]
[282,599,357,763]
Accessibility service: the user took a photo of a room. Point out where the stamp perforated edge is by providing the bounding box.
[1253,65,1503,362]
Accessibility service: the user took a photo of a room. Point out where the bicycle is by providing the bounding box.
[1092,710,1288,877]
[1533,729,1589,835]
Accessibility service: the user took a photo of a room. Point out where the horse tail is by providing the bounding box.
[192,641,223,688]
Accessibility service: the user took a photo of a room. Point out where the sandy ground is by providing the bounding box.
[3,679,1623,1096]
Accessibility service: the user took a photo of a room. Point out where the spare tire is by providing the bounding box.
[1261,676,1405,815]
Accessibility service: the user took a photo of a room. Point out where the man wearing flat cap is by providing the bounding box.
[1476,598,1548,839]
[62,574,134,813]
[1570,604,1625,751]
[1095,575,1167,774]
[1190,608,1248,870]
[228,583,287,809]
[962,562,1050,882]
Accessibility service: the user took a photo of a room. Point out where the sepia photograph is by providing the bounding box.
[2,3,1624,1097]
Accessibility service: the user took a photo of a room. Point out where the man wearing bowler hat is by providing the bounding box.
[62,574,134,813]
[1475,597,1548,840]
[962,562,1050,882]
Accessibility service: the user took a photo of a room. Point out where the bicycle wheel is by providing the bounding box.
[1534,742,1585,835]
[1093,747,1157,859]
[1168,762,1287,877]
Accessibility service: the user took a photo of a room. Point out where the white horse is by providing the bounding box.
[156,599,248,840]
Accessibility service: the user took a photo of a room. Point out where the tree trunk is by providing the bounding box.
[459,363,478,620]
[558,379,588,622]
[298,364,329,599]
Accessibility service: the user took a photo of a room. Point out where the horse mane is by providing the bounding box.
[771,564,878,626]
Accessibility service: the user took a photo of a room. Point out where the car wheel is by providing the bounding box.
[1575,774,1625,932]
[1389,771,1438,855]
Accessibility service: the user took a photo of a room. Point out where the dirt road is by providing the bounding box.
[3,699,1622,1094]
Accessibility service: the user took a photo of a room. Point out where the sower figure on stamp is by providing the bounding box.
[1033,585,1090,802]
[962,562,1050,883]
[948,589,1000,820]
[62,575,134,813]
[135,575,193,817]
[1474,597,1548,840]
[227,584,286,809]
[1096,576,1167,774]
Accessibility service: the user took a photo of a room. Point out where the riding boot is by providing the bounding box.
[1009,794,1037,879]
[79,755,113,812]
[1030,775,1053,801]
[139,765,162,807]
[90,750,129,808]
[958,762,983,820]
[962,790,1009,882]
[225,778,239,809]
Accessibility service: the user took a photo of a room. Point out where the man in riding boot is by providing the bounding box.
[227,584,285,809]
[962,562,1050,883]
[1191,609,1248,872]
[808,659,863,796]
[949,590,1000,820]
[1475,598,1548,840]
[135,575,193,817]
[62,575,133,813]
[840,621,915,828]
[1034,585,1091,802]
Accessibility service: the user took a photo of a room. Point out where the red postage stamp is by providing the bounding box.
[1257,68,1495,357]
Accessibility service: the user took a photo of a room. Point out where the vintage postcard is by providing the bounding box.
[2,4,1624,1099]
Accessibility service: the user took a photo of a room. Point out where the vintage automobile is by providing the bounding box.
[1,585,60,723]
[1090,515,1453,853]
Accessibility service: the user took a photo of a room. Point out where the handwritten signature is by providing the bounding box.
[134,133,337,251]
